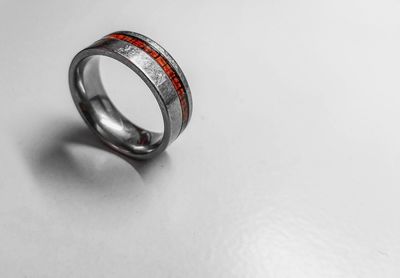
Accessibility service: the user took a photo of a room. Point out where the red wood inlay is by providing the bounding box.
[107,33,189,130]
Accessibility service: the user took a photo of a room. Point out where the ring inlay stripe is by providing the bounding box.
[106,33,189,131]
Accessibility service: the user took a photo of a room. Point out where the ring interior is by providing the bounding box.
[73,55,164,155]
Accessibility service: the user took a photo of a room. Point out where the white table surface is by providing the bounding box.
[1,0,400,277]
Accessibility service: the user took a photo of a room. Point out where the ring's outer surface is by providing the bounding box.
[69,31,192,159]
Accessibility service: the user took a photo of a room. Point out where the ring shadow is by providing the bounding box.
[28,123,171,192]
[61,125,171,177]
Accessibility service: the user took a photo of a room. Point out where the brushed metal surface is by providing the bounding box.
[69,33,189,159]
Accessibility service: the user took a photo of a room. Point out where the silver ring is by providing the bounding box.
[69,31,193,159]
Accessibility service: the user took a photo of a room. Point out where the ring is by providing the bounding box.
[69,31,193,159]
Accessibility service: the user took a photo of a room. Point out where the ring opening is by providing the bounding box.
[73,55,164,155]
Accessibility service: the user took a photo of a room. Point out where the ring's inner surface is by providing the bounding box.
[74,55,163,154]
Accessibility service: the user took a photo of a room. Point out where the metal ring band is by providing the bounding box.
[68,31,193,159]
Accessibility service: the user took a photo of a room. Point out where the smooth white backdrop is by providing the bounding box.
[1,0,400,277]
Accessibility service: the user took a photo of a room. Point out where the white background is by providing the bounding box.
[1,0,400,277]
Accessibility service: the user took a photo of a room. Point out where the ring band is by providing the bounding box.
[69,31,193,159]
